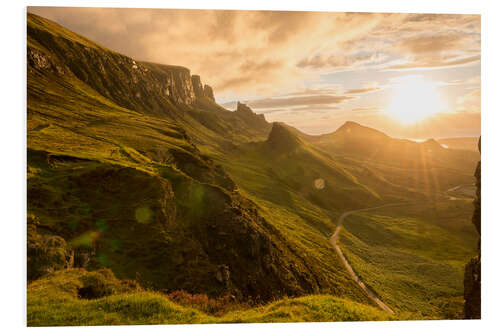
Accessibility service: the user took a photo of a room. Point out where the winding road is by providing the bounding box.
[330,184,474,314]
[329,204,406,314]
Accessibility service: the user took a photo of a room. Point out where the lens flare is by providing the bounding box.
[314,178,325,190]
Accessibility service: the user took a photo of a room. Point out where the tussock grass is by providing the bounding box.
[28,269,396,326]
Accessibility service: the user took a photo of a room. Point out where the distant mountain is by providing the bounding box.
[295,121,479,195]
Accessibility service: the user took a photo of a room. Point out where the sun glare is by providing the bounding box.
[385,76,445,124]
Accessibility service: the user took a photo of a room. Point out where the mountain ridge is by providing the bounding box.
[26,12,479,324]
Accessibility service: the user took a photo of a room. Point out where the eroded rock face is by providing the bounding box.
[236,101,253,114]
[28,22,215,113]
[464,137,481,319]
[191,75,204,99]
[203,84,215,101]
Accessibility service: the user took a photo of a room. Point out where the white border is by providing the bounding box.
[2,0,499,332]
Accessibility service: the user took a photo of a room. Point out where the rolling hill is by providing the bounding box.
[27,12,373,308]
[299,121,479,195]
[26,12,479,325]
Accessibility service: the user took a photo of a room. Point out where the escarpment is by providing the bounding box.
[27,13,215,117]
[464,137,481,319]
[27,12,326,302]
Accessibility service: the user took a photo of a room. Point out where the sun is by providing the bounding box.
[385,76,445,124]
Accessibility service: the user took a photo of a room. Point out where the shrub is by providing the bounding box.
[78,268,142,299]
[27,215,70,280]
[165,290,249,316]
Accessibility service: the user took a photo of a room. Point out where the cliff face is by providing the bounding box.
[191,75,215,101]
[27,13,323,302]
[464,137,481,319]
[27,14,215,117]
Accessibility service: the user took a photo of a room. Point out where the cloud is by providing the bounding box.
[388,55,480,71]
[396,34,473,54]
[345,87,380,95]
[296,53,384,70]
[28,8,480,98]
[244,95,354,109]
[457,89,481,112]
[27,8,480,139]
[26,7,386,97]
[351,107,380,114]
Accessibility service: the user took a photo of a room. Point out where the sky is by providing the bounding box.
[28,7,481,139]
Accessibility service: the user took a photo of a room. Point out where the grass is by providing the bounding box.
[28,269,398,326]
[337,200,477,318]
[26,11,479,325]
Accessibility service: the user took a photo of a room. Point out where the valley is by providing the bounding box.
[26,12,480,325]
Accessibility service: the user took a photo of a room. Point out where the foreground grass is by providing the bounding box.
[28,269,397,326]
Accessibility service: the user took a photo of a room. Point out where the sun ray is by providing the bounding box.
[385,76,445,124]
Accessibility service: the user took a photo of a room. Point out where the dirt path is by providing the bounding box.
[329,204,405,314]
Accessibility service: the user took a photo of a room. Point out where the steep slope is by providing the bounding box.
[27,13,271,155]
[27,12,377,305]
[464,137,481,318]
[26,12,478,322]
[27,14,325,302]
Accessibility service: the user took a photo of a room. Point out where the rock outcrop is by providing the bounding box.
[191,75,204,99]
[464,137,481,319]
[233,102,270,132]
[191,75,216,102]
[203,84,215,101]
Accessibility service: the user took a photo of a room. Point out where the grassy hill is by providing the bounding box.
[28,13,330,301]
[28,268,406,326]
[26,12,478,324]
[27,12,373,308]
[300,121,479,196]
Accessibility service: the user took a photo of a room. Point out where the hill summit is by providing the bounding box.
[266,122,303,152]
[334,121,389,141]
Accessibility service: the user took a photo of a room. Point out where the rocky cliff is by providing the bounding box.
[191,74,215,101]
[27,13,215,117]
[464,137,481,319]
[27,13,324,302]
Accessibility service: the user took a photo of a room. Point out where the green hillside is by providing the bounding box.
[302,121,478,195]
[28,269,404,326]
[26,12,478,325]
[338,200,477,318]
[27,12,371,307]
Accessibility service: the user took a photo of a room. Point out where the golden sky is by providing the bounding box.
[28,7,481,138]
